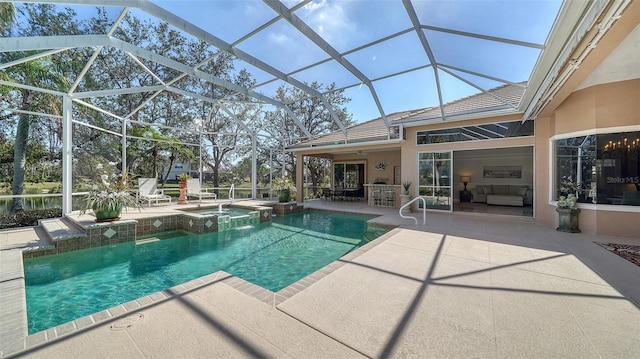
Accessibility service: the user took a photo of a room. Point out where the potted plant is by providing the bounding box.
[80,167,141,222]
[556,193,580,232]
[177,173,191,187]
[559,175,582,198]
[272,176,295,203]
[402,181,412,195]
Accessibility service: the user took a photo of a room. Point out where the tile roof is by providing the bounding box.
[288,116,397,149]
[394,81,526,124]
[289,82,526,149]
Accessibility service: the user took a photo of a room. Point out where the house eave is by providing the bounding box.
[394,108,524,128]
[287,138,405,154]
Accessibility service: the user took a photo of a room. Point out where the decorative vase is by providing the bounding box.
[279,190,290,203]
[556,207,580,233]
[93,204,122,222]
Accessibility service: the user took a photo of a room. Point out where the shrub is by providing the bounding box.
[0,208,63,229]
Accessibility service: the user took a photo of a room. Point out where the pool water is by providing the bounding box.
[24,211,387,334]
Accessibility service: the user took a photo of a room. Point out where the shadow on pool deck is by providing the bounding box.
[1,199,640,357]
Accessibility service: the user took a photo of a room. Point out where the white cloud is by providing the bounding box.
[269,32,290,44]
[299,0,357,49]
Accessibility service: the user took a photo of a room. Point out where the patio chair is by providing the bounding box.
[186,178,217,201]
[321,188,333,201]
[137,178,172,206]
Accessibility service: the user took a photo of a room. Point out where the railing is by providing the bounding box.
[399,196,427,225]
[204,186,273,200]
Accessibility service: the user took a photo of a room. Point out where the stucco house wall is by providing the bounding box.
[536,79,640,237]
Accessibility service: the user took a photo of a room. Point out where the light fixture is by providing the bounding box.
[460,176,471,191]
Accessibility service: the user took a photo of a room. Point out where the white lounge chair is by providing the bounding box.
[186,178,217,201]
[137,178,172,206]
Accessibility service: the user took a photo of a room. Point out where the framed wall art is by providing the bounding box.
[483,166,522,179]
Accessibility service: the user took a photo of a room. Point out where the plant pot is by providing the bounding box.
[556,207,580,233]
[93,204,122,222]
[178,181,188,204]
[400,194,411,213]
[279,190,291,203]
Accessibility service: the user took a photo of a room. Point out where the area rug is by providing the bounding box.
[596,242,640,267]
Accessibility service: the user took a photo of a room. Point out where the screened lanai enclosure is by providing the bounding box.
[1,0,590,216]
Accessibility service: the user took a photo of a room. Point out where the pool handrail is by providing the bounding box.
[399,196,427,225]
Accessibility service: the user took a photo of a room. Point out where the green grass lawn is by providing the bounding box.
[0,182,62,195]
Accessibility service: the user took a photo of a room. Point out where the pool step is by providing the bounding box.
[135,237,161,245]
[40,217,87,244]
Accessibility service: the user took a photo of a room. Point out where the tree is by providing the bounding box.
[1,4,83,212]
[258,82,353,195]
[0,2,15,34]
[199,67,261,189]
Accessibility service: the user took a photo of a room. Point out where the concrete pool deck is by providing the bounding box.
[1,200,639,357]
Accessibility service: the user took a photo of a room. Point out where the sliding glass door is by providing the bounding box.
[333,162,364,189]
[418,151,452,211]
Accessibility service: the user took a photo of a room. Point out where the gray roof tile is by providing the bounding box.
[290,82,526,149]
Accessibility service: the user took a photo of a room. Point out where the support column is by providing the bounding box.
[199,129,203,180]
[296,152,304,203]
[251,133,257,199]
[61,95,73,215]
[121,119,127,174]
[269,149,273,199]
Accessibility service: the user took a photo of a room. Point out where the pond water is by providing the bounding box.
[0,196,62,215]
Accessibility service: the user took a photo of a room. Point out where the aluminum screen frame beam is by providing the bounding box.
[0,34,312,138]
[137,0,335,138]
[402,0,446,121]
[263,0,391,130]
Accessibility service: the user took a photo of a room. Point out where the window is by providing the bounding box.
[555,131,639,206]
[333,162,364,189]
[417,120,534,144]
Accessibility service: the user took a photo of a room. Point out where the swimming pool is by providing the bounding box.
[24,211,387,334]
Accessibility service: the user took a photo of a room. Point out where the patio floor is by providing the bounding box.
[1,199,639,358]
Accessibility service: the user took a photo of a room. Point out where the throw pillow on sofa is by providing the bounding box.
[476,186,485,194]
[517,187,528,196]
[484,186,493,194]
